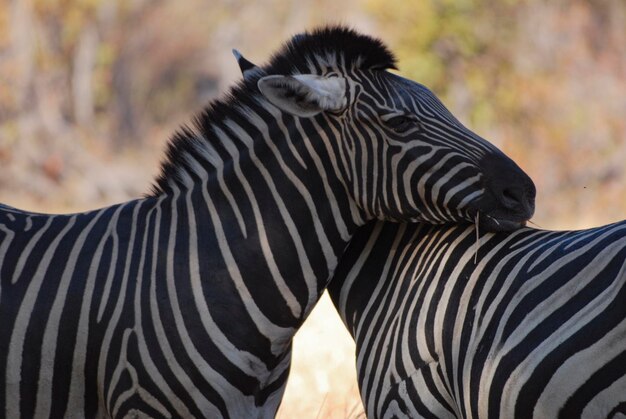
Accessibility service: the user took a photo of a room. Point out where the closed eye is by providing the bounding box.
[385,115,420,133]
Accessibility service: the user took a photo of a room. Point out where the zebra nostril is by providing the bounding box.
[501,188,523,209]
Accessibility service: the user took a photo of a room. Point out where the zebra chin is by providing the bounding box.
[478,214,529,232]
[381,207,531,232]
[471,194,535,232]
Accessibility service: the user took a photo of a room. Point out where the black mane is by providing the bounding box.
[150,26,396,196]
[264,26,397,74]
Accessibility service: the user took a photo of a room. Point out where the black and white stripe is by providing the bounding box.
[1,26,534,417]
[329,220,626,418]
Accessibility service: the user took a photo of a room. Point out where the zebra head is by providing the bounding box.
[235,27,535,232]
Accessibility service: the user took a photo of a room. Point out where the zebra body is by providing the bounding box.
[329,220,626,418]
[0,27,534,418]
[1,196,299,418]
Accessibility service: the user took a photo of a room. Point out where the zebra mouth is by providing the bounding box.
[478,214,529,232]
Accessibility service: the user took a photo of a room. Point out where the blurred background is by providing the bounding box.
[0,0,624,417]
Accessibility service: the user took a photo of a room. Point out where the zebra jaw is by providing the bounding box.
[479,214,529,232]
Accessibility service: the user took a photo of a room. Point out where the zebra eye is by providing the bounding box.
[386,115,417,133]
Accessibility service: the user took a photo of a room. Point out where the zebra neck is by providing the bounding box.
[163,117,365,328]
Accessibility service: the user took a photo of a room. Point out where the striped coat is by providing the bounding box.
[329,220,626,418]
[1,26,534,418]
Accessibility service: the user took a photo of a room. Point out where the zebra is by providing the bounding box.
[328,220,626,418]
[0,26,535,418]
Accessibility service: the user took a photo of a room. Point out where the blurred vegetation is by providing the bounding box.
[0,2,624,417]
[0,0,625,227]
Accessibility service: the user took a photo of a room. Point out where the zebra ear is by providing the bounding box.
[232,49,263,82]
[257,74,347,118]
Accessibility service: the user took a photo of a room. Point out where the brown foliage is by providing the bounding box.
[0,2,624,416]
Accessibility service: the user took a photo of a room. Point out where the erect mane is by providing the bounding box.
[150,26,396,196]
[264,26,397,74]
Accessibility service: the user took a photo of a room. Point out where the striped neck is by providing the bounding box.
[154,101,365,325]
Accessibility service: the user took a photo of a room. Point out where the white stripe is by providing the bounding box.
[142,196,219,417]
[96,206,124,322]
[179,166,272,377]
[66,205,125,417]
[220,121,320,314]
[192,137,248,238]
[6,215,77,418]
[11,215,55,284]
[191,156,295,354]
[164,184,254,417]
[101,202,142,409]
[110,328,171,418]
[0,223,16,302]
[35,208,106,417]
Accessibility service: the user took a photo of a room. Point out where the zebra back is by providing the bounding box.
[329,220,626,418]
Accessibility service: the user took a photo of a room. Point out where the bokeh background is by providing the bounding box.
[1,0,624,417]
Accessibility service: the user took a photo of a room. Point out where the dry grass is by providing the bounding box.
[277,293,364,418]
